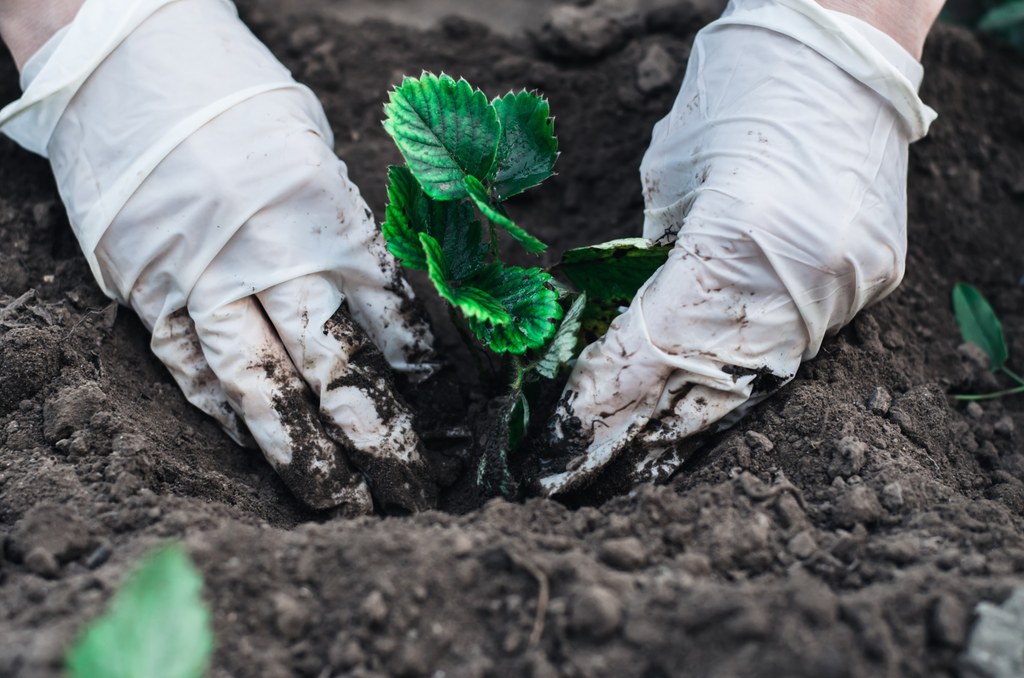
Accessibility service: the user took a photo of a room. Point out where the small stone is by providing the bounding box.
[111,433,148,456]
[866,387,892,416]
[636,44,677,94]
[744,431,775,454]
[676,552,711,577]
[450,532,474,557]
[880,482,904,511]
[929,594,967,648]
[328,637,365,669]
[361,590,389,625]
[9,503,94,563]
[960,554,988,575]
[25,547,59,578]
[570,585,623,640]
[599,536,647,571]
[965,402,985,420]
[834,485,884,527]
[43,382,107,443]
[830,437,868,477]
[533,0,642,60]
[85,543,113,570]
[272,593,308,640]
[787,531,817,559]
[994,416,1015,437]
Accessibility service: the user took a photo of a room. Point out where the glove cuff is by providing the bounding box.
[713,0,938,141]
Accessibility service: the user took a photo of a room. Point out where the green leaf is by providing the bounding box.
[489,91,558,201]
[383,73,500,200]
[560,237,671,303]
[508,392,530,453]
[979,1,1024,31]
[953,283,1009,372]
[384,166,487,278]
[67,545,213,678]
[535,293,587,379]
[464,176,547,253]
[468,265,564,354]
[382,166,428,269]
[420,233,511,326]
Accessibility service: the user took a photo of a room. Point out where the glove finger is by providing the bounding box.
[540,316,674,497]
[256,274,438,513]
[150,307,254,448]
[319,174,438,381]
[190,295,373,515]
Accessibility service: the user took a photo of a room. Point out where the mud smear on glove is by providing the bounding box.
[323,309,438,513]
[260,353,373,516]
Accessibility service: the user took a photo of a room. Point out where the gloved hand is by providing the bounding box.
[0,0,439,513]
[541,0,938,496]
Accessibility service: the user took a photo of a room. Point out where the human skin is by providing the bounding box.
[2,0,947,71]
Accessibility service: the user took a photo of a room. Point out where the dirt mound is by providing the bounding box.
[1,4,1022,676]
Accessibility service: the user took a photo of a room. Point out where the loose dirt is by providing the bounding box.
[1,2,1022,676]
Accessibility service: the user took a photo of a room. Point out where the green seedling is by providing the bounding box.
[382,73,669,491]
[67,545,214,678]
[952,282,1024,401]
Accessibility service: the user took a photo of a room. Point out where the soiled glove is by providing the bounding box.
[0,0,438,513]
[541,0,937,496]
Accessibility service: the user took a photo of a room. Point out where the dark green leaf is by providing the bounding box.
[468,265,564,354]
[464,176,547,253]
[382,166,428,269]
[560,237,670,303]
[420,233,510,326]
[383,73,500,200]
[489,91,558,200]
[383,166,487,279]
[535,293,587,379]
[507,392,530,453]
[67,545,213,678]
[979,1,1024,31]
[953,283,1008,372]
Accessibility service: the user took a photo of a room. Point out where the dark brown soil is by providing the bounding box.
[2,3,1023,677]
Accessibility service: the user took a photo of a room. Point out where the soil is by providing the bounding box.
[2,2,1023,677]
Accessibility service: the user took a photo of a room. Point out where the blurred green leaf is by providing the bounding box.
[953,283,1008,372]
[979,1,1024,31]
[67,545,213,678]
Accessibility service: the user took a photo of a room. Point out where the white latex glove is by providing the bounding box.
[541,0,937,496]
[0,0,439,513]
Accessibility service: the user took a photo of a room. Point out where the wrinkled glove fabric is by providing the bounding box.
[0,0,438,512]
[542,0,937,496]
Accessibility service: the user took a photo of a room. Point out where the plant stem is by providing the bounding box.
[954,385,1024,401]
[1002,366,1024,388]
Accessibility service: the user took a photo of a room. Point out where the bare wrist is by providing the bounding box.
[816,0,946,59]
[0,0,84,71]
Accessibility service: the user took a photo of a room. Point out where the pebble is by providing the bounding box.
[272,593,308,640]
[929,594,967,648]
[25,547,59,578]
[834,485,884,527]
[85,543,113,570]
[965,402,985,420]
[42,382,107,443]
[636,44,677,94]
[880,482,904,511]
[744,431,775,454]
[866,387,892,416]
[328,637,365,669]
[994,416,1015,437]
[787,531,817,559]
[450,532,474,557]
[599,536,647,571]
[533,0,642,60]
[830,437,868,477]
[9,503,94,563]
[361,590,389,625]
[570,585,623,640]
